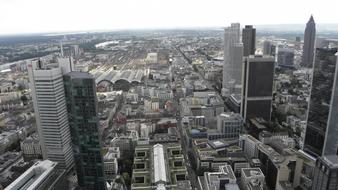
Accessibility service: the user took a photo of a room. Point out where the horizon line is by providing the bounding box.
[1,23,338,37]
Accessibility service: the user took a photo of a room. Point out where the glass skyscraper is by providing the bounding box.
[64,71,106,190]
[301,15,316,68]
[242,25,256,56]
[304,48,338,157]
[241,55,275,122]
[312,155,338,190]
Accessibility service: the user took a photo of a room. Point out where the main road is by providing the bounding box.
[170,49,199,189]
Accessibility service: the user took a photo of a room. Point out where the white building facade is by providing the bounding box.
[28,60,74,169]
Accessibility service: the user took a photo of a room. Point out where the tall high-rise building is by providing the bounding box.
[28,60,74,170]
[263,41,276,56]
[242,25,256,56]
[63,71,106,190]
[312,155,338,190]
[241,55,275,122]
[301,15,316,67]
[222,23,243,96]
[230,43,244,85]
[277,47,295,67]
[303,48,338,157]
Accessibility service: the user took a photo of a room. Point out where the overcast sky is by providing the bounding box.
[0,0,337,35]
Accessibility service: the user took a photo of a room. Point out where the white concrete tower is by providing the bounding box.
[28,59,74,170]
[222,23,243,97]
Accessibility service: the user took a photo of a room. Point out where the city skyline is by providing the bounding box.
[1,3,338,189]
[0,0,338,35]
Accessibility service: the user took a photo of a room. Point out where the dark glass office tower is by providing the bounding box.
[241,55,275,122]
[64,72,106,190]
[242,25,256,56]
[312,155,338,190]
[301,15,316,67]
[304,48,338,158]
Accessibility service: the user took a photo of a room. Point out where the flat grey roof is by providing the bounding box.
[242,168,264,178]
[322,155,338,168]
[65,71,93,79]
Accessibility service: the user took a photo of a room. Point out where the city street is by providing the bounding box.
[171,51,199,189]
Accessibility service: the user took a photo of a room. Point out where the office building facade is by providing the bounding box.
[28,60,74,169]
[263,41,276,57]
[231,43,244,85]
[216,112,243,139]
[304,48,338,157]
[301,15,316,67]
[64,72,106,190]
[242,25,256,56]
[277,47,295,67]
[241,55,275,122]
[20,137,43,161]
[312,155,338,190]
[222,23,243,96]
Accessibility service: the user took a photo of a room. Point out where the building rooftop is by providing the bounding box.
[247,55,275,62]
[242,168,264,178]
[322,155,338,168]
[251,159,261,165]
[219,112,243,121]
[153,144,167,183]
[103,149,119,161]
[64,71,93,79]
[250,118,267,130]
[257,143,285,164]
[5,160,59,190]
[208,139,239,149]
[93,69,144,85]
[131,143,190,190]
[152,133,179,143]
[157,118,177,125]
[204,165,239,190]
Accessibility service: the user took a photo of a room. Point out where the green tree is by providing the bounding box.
[122,172,131,187]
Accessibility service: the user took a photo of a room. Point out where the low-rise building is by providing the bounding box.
[257,144,303,190]
[110,131,138,157]
[131,143,191,190]
[198,165,240,190]
[239,134,261,159]
[192,139,247,171]
[104,148,119,181]
[20,137,42,161]
[241,168,265,190]
[5,160,67,190]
